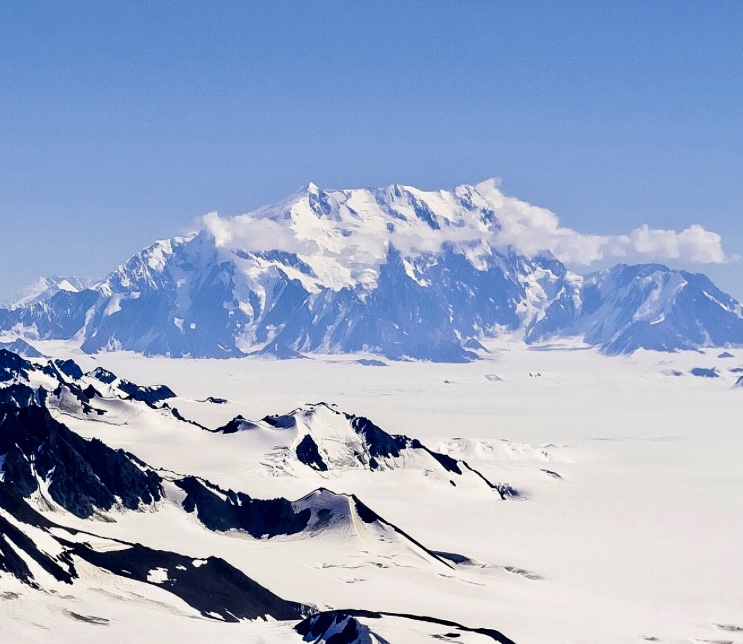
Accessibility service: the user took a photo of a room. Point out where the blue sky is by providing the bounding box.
[1,1,741,299]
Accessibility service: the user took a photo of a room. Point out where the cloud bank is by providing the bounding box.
[202,180,732,274]
[474,179,730,265]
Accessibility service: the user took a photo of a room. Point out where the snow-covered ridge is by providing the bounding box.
[0,349,517,501]
[212,402,516,498]
[0,348,522,640]
[203,180,509,293]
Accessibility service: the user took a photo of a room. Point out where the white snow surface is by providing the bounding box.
[2,339,742,643]
[198,180,582,298]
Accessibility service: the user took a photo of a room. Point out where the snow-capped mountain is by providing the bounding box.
[3,275,95,309]
[526,263,743,354]
[1,181,741,359]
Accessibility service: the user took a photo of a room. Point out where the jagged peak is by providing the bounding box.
[2,179,741,360]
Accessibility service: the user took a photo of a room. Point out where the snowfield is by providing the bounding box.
[1,337,742,643]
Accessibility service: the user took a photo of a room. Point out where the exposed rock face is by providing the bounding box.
[0,401,162,518]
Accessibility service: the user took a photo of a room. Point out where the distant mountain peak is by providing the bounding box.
[1,181,741,359]
[4,275,96,309]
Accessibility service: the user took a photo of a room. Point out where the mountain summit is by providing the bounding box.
[1,182,742,360]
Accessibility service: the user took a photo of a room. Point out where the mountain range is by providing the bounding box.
[2,181,741,361]
[0,347,519,641]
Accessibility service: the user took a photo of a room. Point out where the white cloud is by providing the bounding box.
[603,224,728,264]
[203,211,321,255]
[475,180,732,266]
[201,181,733,281]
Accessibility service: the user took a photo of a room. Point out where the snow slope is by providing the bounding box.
[1,348,525,642]
[12,339,740,644]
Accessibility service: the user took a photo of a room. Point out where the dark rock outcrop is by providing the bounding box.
[174,476,311,538]
[0,482,306,621]
[0,402,162,518]
[295,434,328,471]
[295,609,517,644]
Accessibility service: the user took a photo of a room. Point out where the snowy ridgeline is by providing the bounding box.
[0,348,522,642]
[2,181,743,360]
[2,344,742,642]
